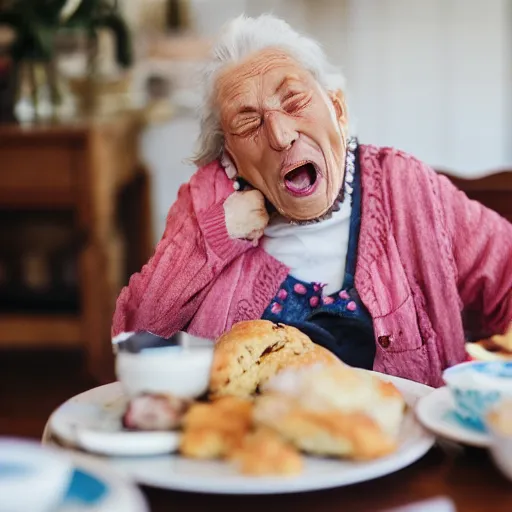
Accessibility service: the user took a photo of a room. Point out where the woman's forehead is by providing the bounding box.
[214,49,311,103]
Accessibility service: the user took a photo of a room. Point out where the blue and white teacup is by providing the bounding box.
[443,361,512,431]
[0,438,73,512]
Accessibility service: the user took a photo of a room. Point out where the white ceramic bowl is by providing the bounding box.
[0,438,73,512]
[443,361,512,431]
[115,341,214,399]
[486,400,512,481]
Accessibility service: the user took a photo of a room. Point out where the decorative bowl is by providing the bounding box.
[442,361,512,431]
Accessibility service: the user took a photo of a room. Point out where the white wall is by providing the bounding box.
[141,0,512,240]
[340,0,512,177]
[140,116,199,239]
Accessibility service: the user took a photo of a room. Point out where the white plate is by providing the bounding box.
[415,386,490,448]
[47,372,435,495]
[48,383,180,456]
[57,452,148,512]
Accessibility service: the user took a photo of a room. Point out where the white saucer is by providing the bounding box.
[48,383,180,457]
[415,386,490,448]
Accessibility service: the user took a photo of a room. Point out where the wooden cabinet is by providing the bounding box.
[0,113,153,383]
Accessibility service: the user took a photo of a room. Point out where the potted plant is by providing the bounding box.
[0,0,133,120]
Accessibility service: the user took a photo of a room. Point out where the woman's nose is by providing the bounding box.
[265,111,298,151]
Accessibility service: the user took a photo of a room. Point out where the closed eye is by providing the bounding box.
[233,115,261,136]
[282,92,312,113]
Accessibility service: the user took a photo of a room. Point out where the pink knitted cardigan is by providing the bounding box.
[112,145,512,387]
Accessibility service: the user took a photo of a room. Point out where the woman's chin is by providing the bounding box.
[273,191,343,224]
[277,204,334,224]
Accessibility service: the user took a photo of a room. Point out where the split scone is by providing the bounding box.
[179,395,303,475]
[209,319,342,399]
[466,324,512,362]
[253,364,406,460]
[230,427,303,476]
[179,396,253,459]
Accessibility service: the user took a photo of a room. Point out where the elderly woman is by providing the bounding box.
[112,14,512,387]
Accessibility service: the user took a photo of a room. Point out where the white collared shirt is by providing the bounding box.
[262,198,352,295]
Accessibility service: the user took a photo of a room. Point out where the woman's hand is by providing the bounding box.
[224,190,270,245]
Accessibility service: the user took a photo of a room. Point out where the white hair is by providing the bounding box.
[191,14,347,167]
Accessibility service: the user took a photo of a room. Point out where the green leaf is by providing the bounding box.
[64,0,97,23]
[0,0,129,62]
[92,12,132,67]
[33,0,70,24]
[0,10,30,60]
[34,26,55,60]
[0,10,25,29]
[58,0,83,22]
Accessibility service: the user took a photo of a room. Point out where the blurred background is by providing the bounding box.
[0,0,511,441]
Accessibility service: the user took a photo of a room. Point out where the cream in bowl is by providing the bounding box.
[442,361,512,431]
[486,400,512,481]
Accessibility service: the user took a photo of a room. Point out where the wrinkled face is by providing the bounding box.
[216,48,348,221]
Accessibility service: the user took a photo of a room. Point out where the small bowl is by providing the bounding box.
[0,437,73,512]
[114,332,214,399]
[442,361,512,431]
[486,400,512,481]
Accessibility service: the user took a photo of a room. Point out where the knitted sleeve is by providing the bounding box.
[437,172,512,336]
[111,173,252,338]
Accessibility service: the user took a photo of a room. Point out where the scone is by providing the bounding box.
[253,364,406,460]
[209,319,341,399]
[179,396,253,459]
[230,427,303,476]
[466,324,512,361]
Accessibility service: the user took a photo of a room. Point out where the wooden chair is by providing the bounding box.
[440,169,512,222]
[440,169,512,341]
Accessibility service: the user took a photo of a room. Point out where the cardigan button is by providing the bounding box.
[378,335,391,348]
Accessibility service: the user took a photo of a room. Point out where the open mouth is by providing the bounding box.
[283,162,318,196]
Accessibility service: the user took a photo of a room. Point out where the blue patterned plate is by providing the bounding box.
[415,386,490,447]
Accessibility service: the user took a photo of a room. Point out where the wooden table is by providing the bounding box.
[0,113,153,383]
[43,424,512,512]
[138,445,511,511]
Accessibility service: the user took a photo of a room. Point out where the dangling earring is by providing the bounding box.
[233,177,248,191]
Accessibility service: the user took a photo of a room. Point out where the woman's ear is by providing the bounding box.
[328,89,349,129]
[220,148,238,179]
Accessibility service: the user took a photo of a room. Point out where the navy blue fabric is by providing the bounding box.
[262,145,376,369]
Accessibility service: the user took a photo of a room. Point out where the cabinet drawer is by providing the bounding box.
[0,145,76,206]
